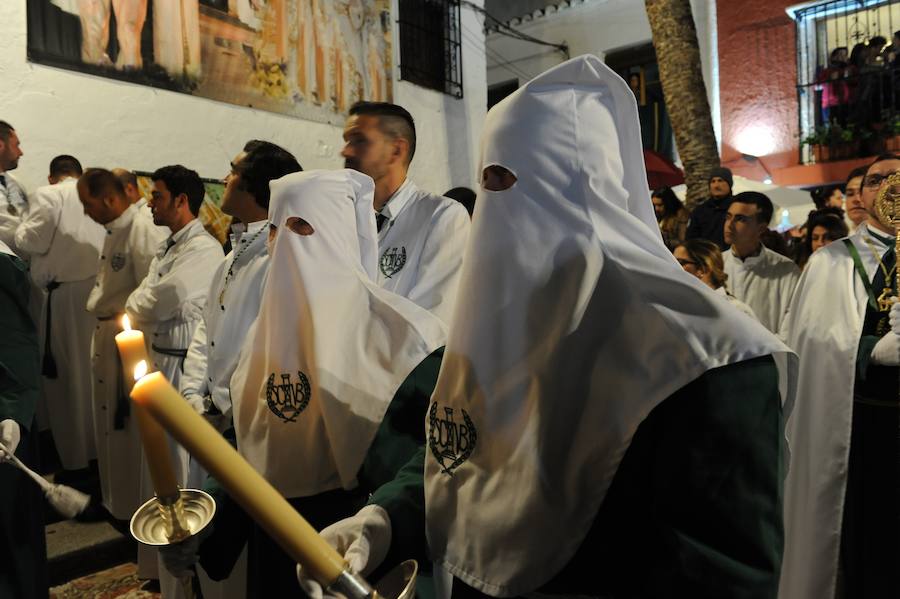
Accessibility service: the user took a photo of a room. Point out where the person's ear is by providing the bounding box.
[392,137,409,165]
[176,192,190,211]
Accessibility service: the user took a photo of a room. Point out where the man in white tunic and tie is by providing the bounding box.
[722,191,800,332]
[79,168,167,521]
[341,102,470,325]
[14,155,104,476]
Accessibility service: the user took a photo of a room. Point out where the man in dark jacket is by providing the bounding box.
[685,166,734,250]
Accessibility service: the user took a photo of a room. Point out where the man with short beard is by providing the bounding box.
[341,102,470,326]
[0,121,28,255]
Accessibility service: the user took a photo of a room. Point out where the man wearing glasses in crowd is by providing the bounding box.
[781,153,900,599]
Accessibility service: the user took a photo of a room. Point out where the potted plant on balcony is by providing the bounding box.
[801,126,830,162]
[831,124,866,160]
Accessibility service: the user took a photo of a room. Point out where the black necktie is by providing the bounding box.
[376,212,387,232]
[0,174,6,189]
[163,237,176,255]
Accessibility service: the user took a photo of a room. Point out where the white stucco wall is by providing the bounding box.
[485,0,720,146]
[0,0,486,195]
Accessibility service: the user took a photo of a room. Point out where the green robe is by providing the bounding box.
[0,251,47,599]
[374,355,785,599]
[845,245,900,598]
[199,348,444,597]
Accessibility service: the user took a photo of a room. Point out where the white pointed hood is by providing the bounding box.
[423,55,796,597]
[231,169,446,497]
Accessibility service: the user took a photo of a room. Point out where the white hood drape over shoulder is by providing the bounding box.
[423,55,797,598]
[231,169,446,498]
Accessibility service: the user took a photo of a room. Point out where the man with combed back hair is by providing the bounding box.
[341,101,470,326]
[172,141,301,599]
[15,155,105,478]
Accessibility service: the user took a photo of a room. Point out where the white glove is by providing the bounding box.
[296,505,392,598]
[184,394,207,415]
[890,300,900,335]
[159,534,200,578]
[871,333,900,366]
[0,419,21,461]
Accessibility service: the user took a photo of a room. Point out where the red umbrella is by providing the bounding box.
[643,149,684,189]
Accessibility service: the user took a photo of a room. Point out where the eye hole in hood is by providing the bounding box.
[481,164,518,192]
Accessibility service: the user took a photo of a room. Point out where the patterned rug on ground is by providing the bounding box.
[50,562,160,598]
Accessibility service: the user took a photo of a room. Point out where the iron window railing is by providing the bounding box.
[795,0,900,163]
[398,0,464,98]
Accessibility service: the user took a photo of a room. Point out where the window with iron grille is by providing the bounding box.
[793,0,900,164]
[398,0,464,98]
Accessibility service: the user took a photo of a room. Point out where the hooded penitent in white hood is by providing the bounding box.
[423,55,797,597]
[230,169,446,498]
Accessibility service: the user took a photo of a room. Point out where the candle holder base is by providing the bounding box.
[374,559,418,599]
[130,488,216,546]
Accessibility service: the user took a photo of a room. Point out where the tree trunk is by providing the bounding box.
[644,0,720,211]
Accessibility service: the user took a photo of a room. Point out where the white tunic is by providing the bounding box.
[14,178,105,469]
[723,245,800,332]
[180,220,269,416]
[86,204,167,519]
[376,179,470,326]
[779,223,890,599]
[0,172,28,256]
[126,218,222,489]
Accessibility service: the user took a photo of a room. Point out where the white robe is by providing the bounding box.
[86,204,167,520]
[180,220,269,416]
[376,179,470,326]
[125,218,222,599]
[723,245,800,333]
[178,222,260,599]
[14,178,105,469]
[779,223,890,599]
[125,218,223,487]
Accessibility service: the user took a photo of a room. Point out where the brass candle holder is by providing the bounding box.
[130,488,216,546]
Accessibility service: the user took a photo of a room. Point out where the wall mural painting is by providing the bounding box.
[27,0,393,124]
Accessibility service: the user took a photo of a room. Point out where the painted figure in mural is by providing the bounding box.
[52,0,148,69]
[153,0,202,82]
[287,0,389,111]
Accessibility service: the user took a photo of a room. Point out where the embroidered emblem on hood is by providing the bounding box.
[428,403,477,476]
[265,371,311,423]
[380,246,407,278]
